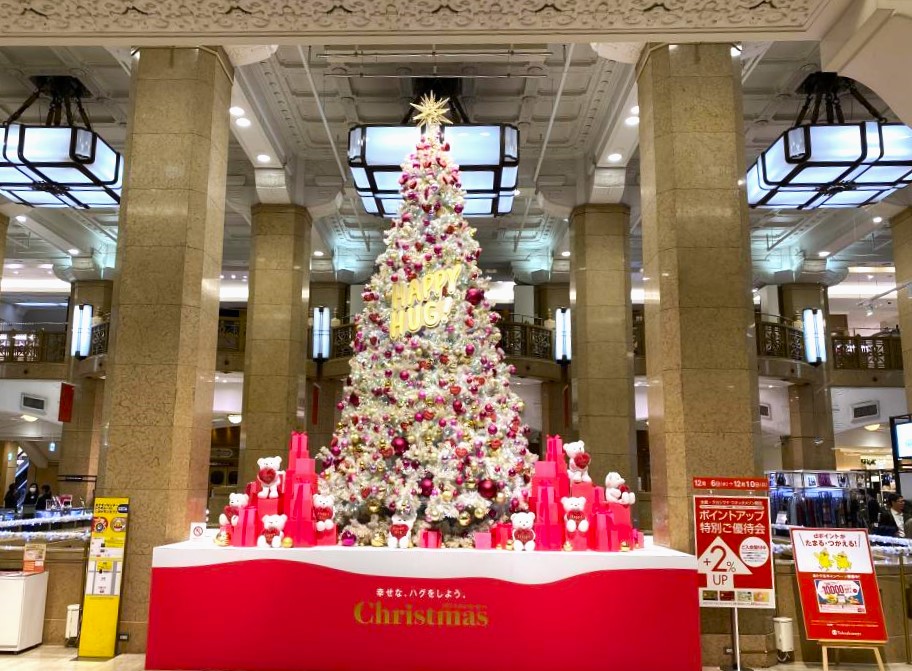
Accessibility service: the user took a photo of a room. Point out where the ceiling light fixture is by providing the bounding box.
[873,216,883,223]
[235,117,252,128]
[4,262,23,269]
[630,105,639,116]
[730,45,742,57]
[256,154,271,164]
[313,250,325,257]
[14,214,26,223]
[864,423,881,432]
[849,265,894,274]
[0,76,123,208]
[229,106,245,117]
[624,116,640,126]
[348,79,519,218]
[607,152,623,163]
[20,414,38,422]
[818,250,831,258]
[38,263,53,269]
[227,413,242,425]
[560,250,571,258]
[67,248,80,255]
[746,72,912,209]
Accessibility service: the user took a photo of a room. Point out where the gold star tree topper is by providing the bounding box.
[411,92,452,128]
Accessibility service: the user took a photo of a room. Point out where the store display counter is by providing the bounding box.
[147,540,700,671]
[0,571,48,652]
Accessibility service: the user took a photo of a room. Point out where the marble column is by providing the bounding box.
[239,204,310,483]
[97,47,232,650]
[569,203,635,482]
[639,43,761,553]
[778,283,835,469]
[58,280,113,503]
[891,208,912,403]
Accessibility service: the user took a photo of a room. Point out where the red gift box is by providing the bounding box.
[257,496,279,521]
[287,483,316,547]
[589,510,615,552]
[231,505,258,547]
[492,523,512,548]
[315,527,337,546]
[419,529,442,549]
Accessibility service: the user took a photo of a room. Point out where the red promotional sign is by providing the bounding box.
[58,382,75,423]
[790,528,887,643]
[694,495,775,609]
[692,476,769,491]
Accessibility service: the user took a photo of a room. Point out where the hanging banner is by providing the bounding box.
[791,528,887,643]
[78,497,130,658]
[694,495,775,609]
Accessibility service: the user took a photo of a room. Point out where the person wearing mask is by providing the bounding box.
[35,484,53,511]
[877,493,907,537]
[23,483,39,506]
[3,483,17,509]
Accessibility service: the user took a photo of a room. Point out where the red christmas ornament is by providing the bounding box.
[478,479,497,500]
[392,436,408,455]
[449,385,461,396]
[420,476,434,497]
[466,287,485,306]
[455,446,468,459]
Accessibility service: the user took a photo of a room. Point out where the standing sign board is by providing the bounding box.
[78,497,129,658]
[22,542,46,573]
[694,495,775,609]
[790,528,887,643]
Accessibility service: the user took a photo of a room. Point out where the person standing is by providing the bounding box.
[3,483,17,509]
[23,483,39,506]
[35,484,53,511]
[877,493,907,537]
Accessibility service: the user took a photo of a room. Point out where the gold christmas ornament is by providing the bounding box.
[620,541,631,552]
[458,511,471,527]
[441,490,453,502]
[214,530,230,547]
[473,507,485,519]
[371,531,386,547]
[505,539,514,551]
[367,499,381,514]
[281,537,294,548]
[563,541,573,552]
[495,492,506,504]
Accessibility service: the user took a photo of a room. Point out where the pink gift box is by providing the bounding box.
[473,531,492,549]
[287,483,315,547]
[570,482,596,506]
[607,501,632,527]
[257,497,279,519]
[589,510,614,552]
[231,506,258,547]
[315,527,337,546]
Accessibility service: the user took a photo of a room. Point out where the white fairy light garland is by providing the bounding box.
[0,513,91,530]
[0,529,90,542]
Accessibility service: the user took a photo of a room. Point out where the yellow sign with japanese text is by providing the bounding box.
[78,497,129,658]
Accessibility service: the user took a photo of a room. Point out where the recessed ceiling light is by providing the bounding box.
[865,423,881,432]
[630,105,639,116]
[256,154,271,164]
[818,251,830,258]
[20,414,38,422]
[313,250,325,257]
[873,216,883,224]
[607,152,623,163]
[242,276,248,282]
[38,263,53,269]
[561,250,571,258]
[68,248,80,255]
[4,262,23,269]
[235,117,252,128]
[14,215,26,223]
[220,273,224,279]
[227,413,243,425]
[229,106,245,117]
[624,116,640,127]
[230,274,237,279]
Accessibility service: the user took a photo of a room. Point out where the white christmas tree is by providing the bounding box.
[318,94,537,545]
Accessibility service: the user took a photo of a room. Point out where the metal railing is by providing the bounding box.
[756,319,805,362]
[832,335,903,370]
[498,321,553,360]
[0,330,66,363]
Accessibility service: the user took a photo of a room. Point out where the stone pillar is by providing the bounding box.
[541,381,576,442]
[891,208,912,404]
[239,204,310,482]
[639,43,760,553]
[569,203,635,482]
[58,280,113,503]
[778,283,835,469]
[97,47,232,650]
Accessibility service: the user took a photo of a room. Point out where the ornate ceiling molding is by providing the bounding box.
[0,1,832,43]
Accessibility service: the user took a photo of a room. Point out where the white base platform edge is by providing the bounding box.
[153,536,696,585]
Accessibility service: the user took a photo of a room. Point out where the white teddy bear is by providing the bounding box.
[256,456,284,499]
[387,508,416,549]
[313,494,336,532]
[563,441,592,483]
[510,512,536,552]
[560,496,589,534]
[257,514,287,548]
[219,492,249,527]
[605,472,636,506]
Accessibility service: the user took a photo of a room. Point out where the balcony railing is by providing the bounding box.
[756,319,805,362]
[832,335,903,370]
[0,330,66,363]
[498,321,553,360]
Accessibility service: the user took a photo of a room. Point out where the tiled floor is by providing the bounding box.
[2,646,911,670]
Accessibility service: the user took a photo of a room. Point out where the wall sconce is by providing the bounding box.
[554,307,571,365]
[312,306,331,362]
[802,307,826,365]
[71,303,93,359]
[227,413,242,425]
